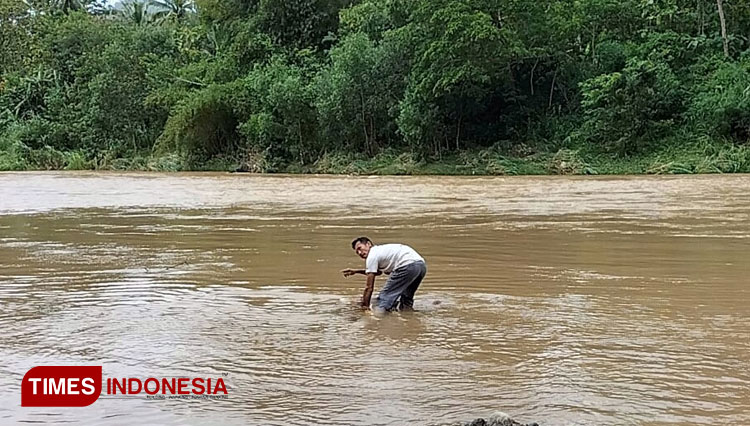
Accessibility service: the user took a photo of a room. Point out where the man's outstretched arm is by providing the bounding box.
[361,272,377,309]
[341,268,382,277]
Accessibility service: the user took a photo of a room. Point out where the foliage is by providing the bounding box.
[577,56,684,154]
[2,0,750,173]
[156,82,241,166]
[398,0,523,154]
[150,0,196,23]
[688,58,750,143]
[315,32,402,155]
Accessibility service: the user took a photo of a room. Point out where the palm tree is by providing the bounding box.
[121,0,152,25]
[149,0,194,22]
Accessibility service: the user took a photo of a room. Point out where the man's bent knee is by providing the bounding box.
[375,294,399,312]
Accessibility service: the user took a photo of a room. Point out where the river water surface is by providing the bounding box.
[1,172,749,425]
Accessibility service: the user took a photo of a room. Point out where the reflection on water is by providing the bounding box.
[1,172,749,425]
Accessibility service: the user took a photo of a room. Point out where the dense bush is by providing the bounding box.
[577,57,684,154]
[688,58,750,143]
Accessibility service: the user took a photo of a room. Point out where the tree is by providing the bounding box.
[257,0,352,50]
[577,57,684,154]
[150,0,195,22]
[121,1,154,26]
[0,0,37,74]
[716,0,729,57]
[316,33,398,154]
[238,58,318,163]
[398,0,522,154]
[53,0,83,13]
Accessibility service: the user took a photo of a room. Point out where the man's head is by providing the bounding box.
[351,237,373,259]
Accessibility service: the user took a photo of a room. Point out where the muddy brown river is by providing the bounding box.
[1,172,749,425]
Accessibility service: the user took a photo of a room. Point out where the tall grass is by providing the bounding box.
[2,136,749,175]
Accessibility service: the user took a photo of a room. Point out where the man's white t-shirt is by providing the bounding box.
[365,244,424,275]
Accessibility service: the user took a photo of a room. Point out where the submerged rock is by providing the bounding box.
[462,411,539,426]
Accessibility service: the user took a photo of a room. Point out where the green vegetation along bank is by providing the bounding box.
[2,0,750,174]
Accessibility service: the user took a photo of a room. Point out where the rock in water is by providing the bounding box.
[462,411,539,426]
[488,411,519,426]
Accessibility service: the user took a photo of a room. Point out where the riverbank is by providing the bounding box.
[2,138,749,175]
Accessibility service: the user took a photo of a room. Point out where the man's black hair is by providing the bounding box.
[351,236,373,249]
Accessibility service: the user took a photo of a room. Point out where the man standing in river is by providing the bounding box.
[341,237,427,312]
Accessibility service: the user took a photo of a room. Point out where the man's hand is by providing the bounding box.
[341,268,356,277]
[361,272,376,310]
